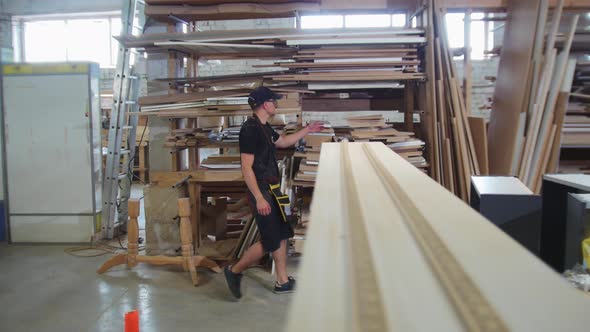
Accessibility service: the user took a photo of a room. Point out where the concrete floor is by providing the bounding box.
[0,243,298,331]
[0,185,298,331]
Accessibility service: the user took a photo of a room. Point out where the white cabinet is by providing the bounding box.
[2,63,102,243]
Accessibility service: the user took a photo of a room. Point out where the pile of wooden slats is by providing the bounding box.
[347,115,428,172]
[164,128,217,148]
[561,103,590,148]
[262,31,426,85]
[116,27,424,63]
[421,0,480,201]
[200,154,241,169]
[287,141,590,331]
[558,101,590,174]
[142,95,300,118]
[487,0,580,192]
[143,0,320,22]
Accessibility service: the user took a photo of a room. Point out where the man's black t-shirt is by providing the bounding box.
[239,115,281,182]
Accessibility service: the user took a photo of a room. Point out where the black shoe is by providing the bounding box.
[224,266,243,299]
[274,277,296,294]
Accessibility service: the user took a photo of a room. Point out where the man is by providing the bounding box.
[224,86,322,299]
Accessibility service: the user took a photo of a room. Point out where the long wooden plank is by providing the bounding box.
[526,16,579,187]
[487,0,542,175]
[467,116,489,175]
[426,0,439,182]
[287,142,590,331]
[139,89,250,106]
[444,138,456,193]
[546,91,570,173]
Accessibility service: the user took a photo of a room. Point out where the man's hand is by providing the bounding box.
[256,198,272,216]
[306,121,323,134]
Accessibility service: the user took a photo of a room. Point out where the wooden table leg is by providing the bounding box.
[97,199,141,273]
[178,198,198,286]
[139,145,146,183]
[188,183,201,249]
[127,199,140,268]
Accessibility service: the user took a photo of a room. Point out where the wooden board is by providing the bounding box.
[467,116,489,175]
[487,0,542,175]
[286,142,590,331]
[139,89,250,106]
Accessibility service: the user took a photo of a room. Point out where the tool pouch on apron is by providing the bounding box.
[269,183,290,223]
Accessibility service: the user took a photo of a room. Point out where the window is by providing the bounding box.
[22,15,122,68]
[301,14,407,29]
[392,14,407,27]
[301,15,344,29]
[445,12,495,60]
[345,14,391,28]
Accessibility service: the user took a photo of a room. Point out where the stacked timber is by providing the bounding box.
[561,103,590,148]
[263,42,425,86]
[143,0,321,22]
[420,0,481,200]
[294,126,334,186]
[347,115,428,172]
[200,154,241,170]
[142,95,300,118]
[487,0,580,192]
[558,102,590,174]
[164,128,217,148]
[286,142,590,331]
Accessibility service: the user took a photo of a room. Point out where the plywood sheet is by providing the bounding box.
[468,116,489,175]
[487,0,541,175]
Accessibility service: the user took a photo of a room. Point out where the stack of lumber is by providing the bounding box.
[487,0,580,192]
[347,115,428,172]
[143,96,300,118]
[294,126,334,185]
[116,27,424,63]
[562,106,590,147]
[200,154,241,169]
[164,128,219,149]
[263,43,425,87]
[218,126,241,143]
[143,0,321,22]
[286,142,590,332]
[164,128,217,148]
[421,0,481,201]
[557,102,590,174]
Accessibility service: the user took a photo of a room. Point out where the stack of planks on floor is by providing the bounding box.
[487,0,580,193]
[421,0,480,201]
[286,141,590,331]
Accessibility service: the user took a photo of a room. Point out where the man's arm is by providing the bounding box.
[241,153,271,216]
[274,121,323,149]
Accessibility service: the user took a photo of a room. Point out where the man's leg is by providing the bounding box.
[231,241,265,273]
[271,240,289,284]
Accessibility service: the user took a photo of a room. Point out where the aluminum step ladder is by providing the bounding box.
[102,0,146,239]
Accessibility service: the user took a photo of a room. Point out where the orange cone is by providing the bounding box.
[125,310,139,332]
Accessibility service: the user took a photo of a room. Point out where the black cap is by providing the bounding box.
[248,86,283,109]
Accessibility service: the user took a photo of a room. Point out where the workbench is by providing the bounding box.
[150,170,246,251]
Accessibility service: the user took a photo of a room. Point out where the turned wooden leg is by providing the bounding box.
[179,198,198,286]
[127,199,140,268]
[97,254,127,274]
